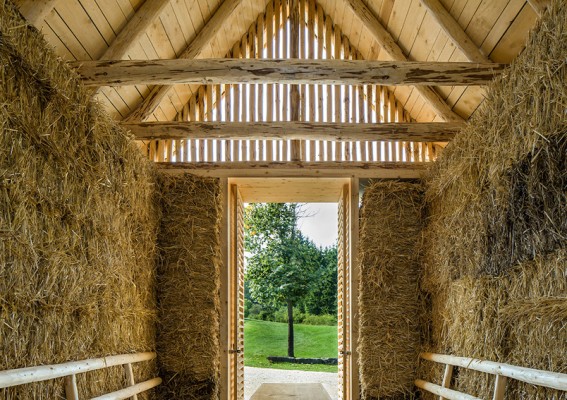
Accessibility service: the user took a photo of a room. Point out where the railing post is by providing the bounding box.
[492,375,507,400]
[123,363,138,400]
[64,374,79,400]
[439,363,454,400]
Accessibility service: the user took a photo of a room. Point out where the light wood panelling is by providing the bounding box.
[236,178,347,202]
[28,0,536,125]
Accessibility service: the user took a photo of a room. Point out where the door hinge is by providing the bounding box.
[340,350,351,355]
[229,348,242,354]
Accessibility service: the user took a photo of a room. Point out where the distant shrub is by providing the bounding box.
[302,314,337,326]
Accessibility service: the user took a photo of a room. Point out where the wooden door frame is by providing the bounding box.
[219,177,360,400]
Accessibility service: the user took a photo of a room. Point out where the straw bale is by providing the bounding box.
[156,173,222,399]
[358,181,424,399]
[421,249,566,399]
[0,1,159,398]
[420,2,567,398]
[424,0,567,283]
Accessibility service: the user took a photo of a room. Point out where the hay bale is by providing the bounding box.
[420,2,567,398]
[424,0,567,283]
[358,181,424,399]
[0,1,159,398]
[156,173,222,399]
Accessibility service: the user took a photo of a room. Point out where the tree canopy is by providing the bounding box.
[244,203,337,357]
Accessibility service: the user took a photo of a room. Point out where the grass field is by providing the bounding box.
[244,319,338,372]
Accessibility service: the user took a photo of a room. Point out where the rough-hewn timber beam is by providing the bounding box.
[72,59,504,86]
[420,0,491,63]
[156,161,427,179]
[100,0,172,60]
[343,0,463,122]
[16,0,59,26]
[125,0,243,122]
[526,0,550,17]
[122,121,463,141]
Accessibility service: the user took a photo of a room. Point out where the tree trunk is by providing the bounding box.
[287,300,295,358]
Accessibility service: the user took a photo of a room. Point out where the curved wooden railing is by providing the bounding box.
[417,352,567,400]
[0,352,161,400]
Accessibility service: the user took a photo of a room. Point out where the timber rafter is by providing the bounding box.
[342,0,464,122]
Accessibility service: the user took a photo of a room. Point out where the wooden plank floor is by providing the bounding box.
[250,383,332,400]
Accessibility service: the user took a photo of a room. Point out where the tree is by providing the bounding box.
[304,245,338,316]
[244,203,319,357]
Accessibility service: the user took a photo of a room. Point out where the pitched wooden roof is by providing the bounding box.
[14,0,541,124]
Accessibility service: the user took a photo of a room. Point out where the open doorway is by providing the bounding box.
[243,202,338,400]
[220,178,359,400]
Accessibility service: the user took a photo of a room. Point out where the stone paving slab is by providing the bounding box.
[245,367,338,400]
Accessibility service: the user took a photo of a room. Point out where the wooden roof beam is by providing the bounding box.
[99,0,172,60]
[156,161,427,179]
[122,121,463,142]
[16,0,59,26]
[72,59,505,86]
[343,0,463,122]
[124,0,244,122]
[420,0,491,63]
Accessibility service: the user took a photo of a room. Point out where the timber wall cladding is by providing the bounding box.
[358,182,424,399]
[156,173,222,399]
[142,0,438,165]
[0,1,159,398]
[420,1,566,399]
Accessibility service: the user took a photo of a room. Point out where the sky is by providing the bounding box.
[297,203,338,248]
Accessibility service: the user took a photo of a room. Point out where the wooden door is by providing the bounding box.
[228,184,245,399]
[337,179,360,400]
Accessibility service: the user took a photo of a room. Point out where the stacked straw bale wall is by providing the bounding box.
[0,1,159,398]
[156,173,222,399]
[359,181,424,399]
[421,1,566,398]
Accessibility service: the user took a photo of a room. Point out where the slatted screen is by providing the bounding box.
[229,185,245,400]
[143,0,438,164]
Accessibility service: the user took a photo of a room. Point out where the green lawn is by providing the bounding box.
[244,319,338,372]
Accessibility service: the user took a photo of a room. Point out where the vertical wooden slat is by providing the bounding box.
[241,37,248,161]
[388,92,396,161]
[216,84,223,161]
[274,0,282,124]
[334,25,342,161]
[396,100,404,162]
[299,0,307,161]
[181,103,189,162]
[232,43,241,161]
[123,363,138,400]
[367,85,374,161]
[357,52,366,162]
[325,15,333,161]
[207,85,214,161]
[282,0,288,123]
[198,86,206,161]
[64,375,79,400]
[492,375,507,400]
[248,25,257,161]
[439,364,454,400]
[290,0,301,161]
[189,96,197,162]
[343,36,350,161]
[257,13,265,161]
[380,87,389,161]
[316,4,324,161]
[266,1,275,161]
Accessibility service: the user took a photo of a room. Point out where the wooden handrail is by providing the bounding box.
[415,379,482,400]
[0,352,156,389]
[90,377,162,400]
[420,352,567,391]
[0,352,159,400]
